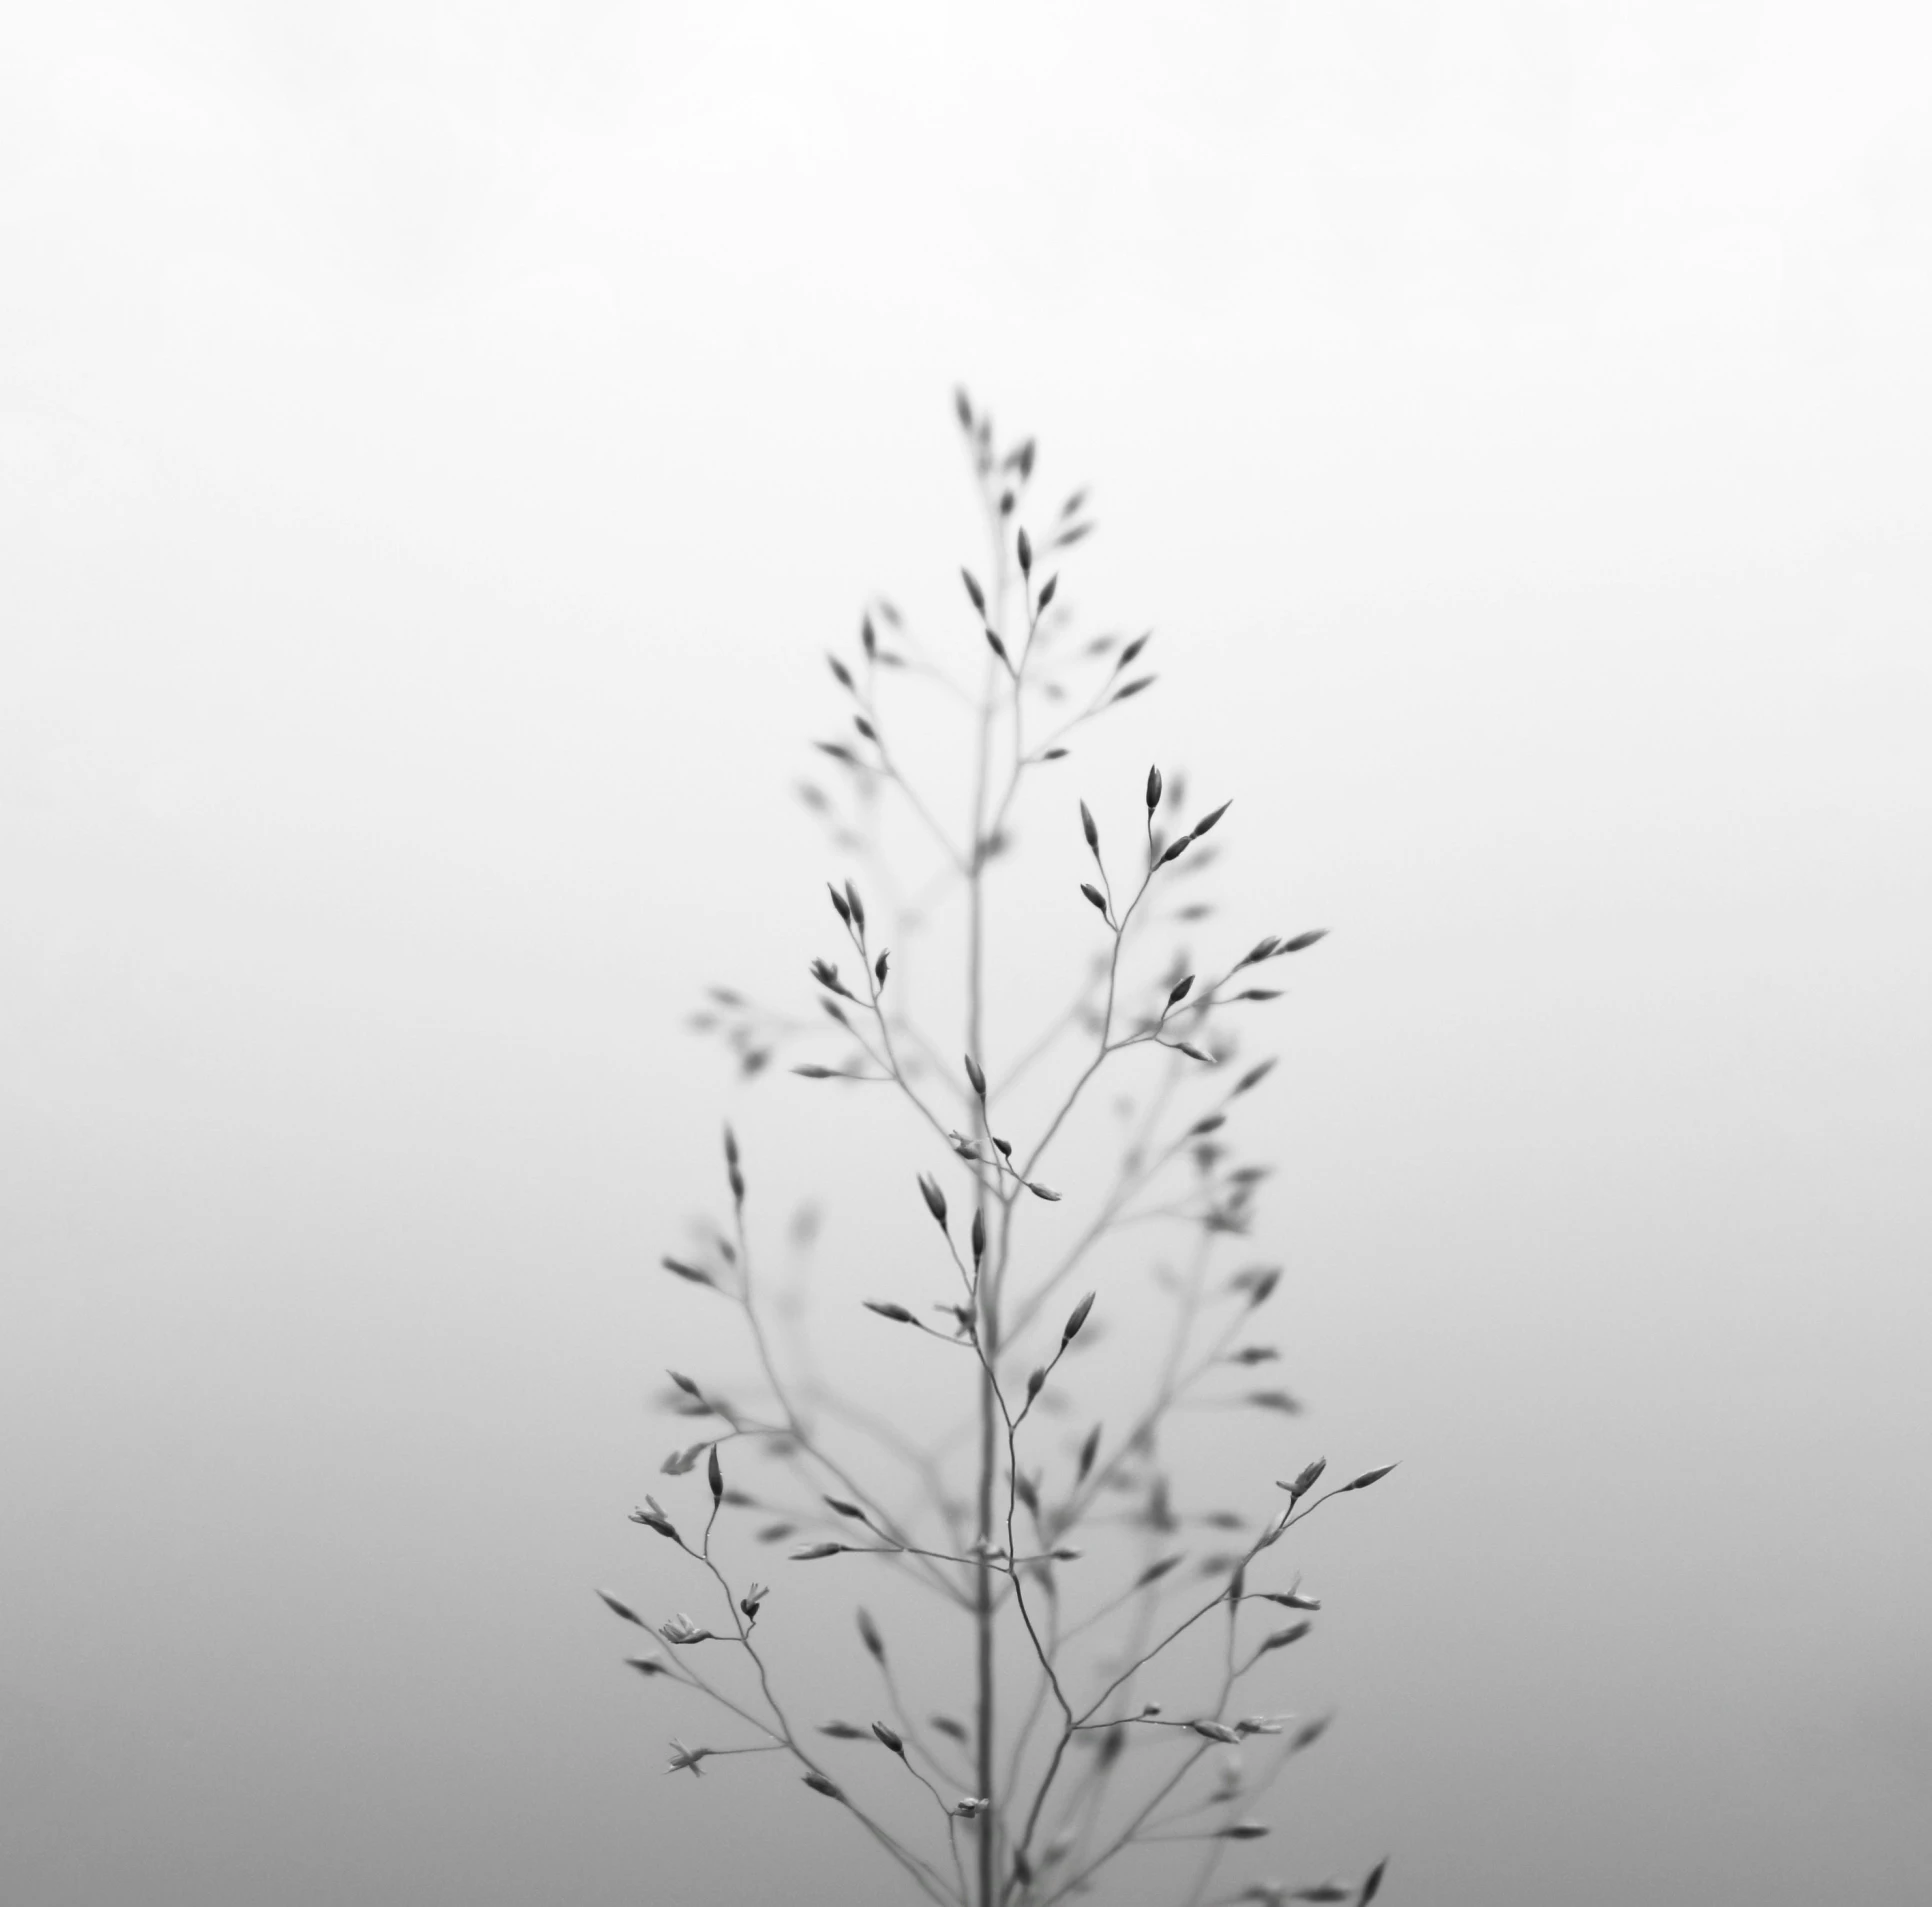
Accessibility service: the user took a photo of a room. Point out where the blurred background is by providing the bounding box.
[4,4,1929,1903]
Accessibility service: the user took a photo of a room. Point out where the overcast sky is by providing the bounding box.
[4,5,1930,1905]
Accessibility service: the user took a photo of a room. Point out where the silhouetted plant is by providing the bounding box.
[602,396,1393,1907]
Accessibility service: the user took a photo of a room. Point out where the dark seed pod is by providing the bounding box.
[1017,527,1032,575]
[1038,574,1058,610]
[1076,1423,1101,1482]
[1062,1292,1095,1342]
[1261,1621,1312,1653]
[871,1721,905,1755]
[964,1053,987,1098]
[970,1207,986,1265]
[1145,764,1163,811]
[1080,800,1099,852]
[917,1173,948,1227]
[1190,800,1232,838]
[863,1300,916,1324]
[1281,929,1329,953]
[1340,1462,1398,1493]
[803,1771,844,1799]
[596,1589,645,1625]
[1080,882,1109,915]
[1167,975,1194,1007]
[961,568,986,614]
[857,1608,885,1660]
[1233,1059,1277,1095]
[707,1445,724,1501]
[827,883,851,924]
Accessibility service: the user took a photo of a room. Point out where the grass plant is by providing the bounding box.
[601,396,1393,1907]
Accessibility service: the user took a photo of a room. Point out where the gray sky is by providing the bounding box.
[4,5,1929,1904]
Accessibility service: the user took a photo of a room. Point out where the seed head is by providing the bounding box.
[803,1771,844,1800]
[1340,1463,1399,1493]
[1017,527,1032,575]
[1079,800,1099,853]
[1062,1292,1095,1342]
[1361,1858,1389,1904]
[1260,1622,1312,1653]
[1234,1059,1278,1095]
[964,1053,987,1098]
[857,1608,886,1660]
[596,1589,645,1626]
[917,1173,948,1228]
[1279,1457,1327,1499]
[629,1501,679,1541]
[863,1299,916,1324]
[871,1721,906,1756]
[961,568,986,615]
[1080,881,1109,917]
[1038,574,1058,610]
[1076,1423,1101,1482]
[1145,765,1163,811]
[790,1542,847,1561]
[1281,929,1329,953]
[707,1445,724,1502]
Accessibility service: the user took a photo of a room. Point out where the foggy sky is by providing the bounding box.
[4,5,1930,1904]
